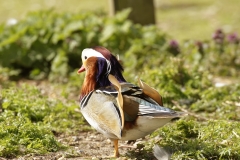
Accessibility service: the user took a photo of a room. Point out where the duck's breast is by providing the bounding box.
[80,91,122,139]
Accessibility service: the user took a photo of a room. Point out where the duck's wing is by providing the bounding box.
[138,79,163,106]
[119,83,185,118]
[98,83,185,120]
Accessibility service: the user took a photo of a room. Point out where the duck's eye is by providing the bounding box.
[84,56,87,59]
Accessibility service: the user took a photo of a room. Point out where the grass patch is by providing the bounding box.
[150,120,240,159]
[0,83,89,157]
[0,111,63,158]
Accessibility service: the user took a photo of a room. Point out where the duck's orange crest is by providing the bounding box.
[80,57,98,99]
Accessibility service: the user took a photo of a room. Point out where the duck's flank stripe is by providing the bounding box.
[80,91,94,109]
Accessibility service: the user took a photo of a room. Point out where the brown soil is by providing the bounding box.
[3,131,158,160]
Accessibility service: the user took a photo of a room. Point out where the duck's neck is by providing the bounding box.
[80,57,126,100]
[80,72,124,100]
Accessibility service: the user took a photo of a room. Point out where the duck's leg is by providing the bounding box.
[113,139,119,157]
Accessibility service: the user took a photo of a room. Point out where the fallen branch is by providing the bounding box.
[172,100,211,121]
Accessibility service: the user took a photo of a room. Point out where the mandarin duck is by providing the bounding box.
[78,46,186,157]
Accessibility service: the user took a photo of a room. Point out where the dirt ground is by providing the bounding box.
[2,131,158,160]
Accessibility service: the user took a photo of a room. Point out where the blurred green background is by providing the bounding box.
[1,0,240,40]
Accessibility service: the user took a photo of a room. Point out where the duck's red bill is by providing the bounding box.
[77,65,85,73]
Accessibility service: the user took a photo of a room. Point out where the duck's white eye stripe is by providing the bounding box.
[106,60,111,75]
[82,48,105,60]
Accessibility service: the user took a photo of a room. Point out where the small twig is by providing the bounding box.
[172,100,210,121]
[119,144,136,149]
[232,130,239,138]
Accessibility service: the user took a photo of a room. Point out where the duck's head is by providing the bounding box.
[78,46,126,98]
